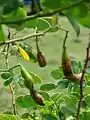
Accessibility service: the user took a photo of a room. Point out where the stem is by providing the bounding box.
[0,0,85,25]
[0,64,20,72]
[76,41,90,120]
[63,31,69,48]
[0,25,68,46]
[4,44,16,115]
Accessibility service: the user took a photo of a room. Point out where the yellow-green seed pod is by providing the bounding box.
[20,64,34,90]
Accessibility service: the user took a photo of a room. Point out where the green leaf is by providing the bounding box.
[84,86,90,95]
[1,72,13,79]
[84,94,90,107]
[41,0,61,10]
[0,25,6,41]
[29,72,41,84]
[39,91,50,101]
[51,92,63,103]
[75,11,90,28]
[0,114,17,120]
[67,15,80,36]
[2,7,27,29]
[41,113,58,120]
[21,113,30,119]
[25,19,37,29]
[37,18,51,30]
[40,83,56,91]
[84,110,90,120]
[51,67,64,80]
[71,60,80,74]
[16,95,37,108]
[4,77,13,86]
[57,79,70,89]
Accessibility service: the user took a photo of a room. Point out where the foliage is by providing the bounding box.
[0,0,90,120]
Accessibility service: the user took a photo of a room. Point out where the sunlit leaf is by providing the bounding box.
[18,45,30,61]
[84,94,90,107]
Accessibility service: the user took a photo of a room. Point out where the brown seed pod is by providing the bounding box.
[30,88,45,106]
[36,38,46,67]
[37,51,46,67]
[62,46,82,82]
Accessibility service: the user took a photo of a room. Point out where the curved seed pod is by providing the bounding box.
[30,88,45,106]
[36,39,46,67]
[62,46,82,82]
[20,64,34,90]
[65,72,82,82]
[62,47,73,76]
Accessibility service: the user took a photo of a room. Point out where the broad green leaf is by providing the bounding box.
[40,83,56,91]
[51,67,64,80]
[2,7,27,29]
[60,102,77,116]
[4,77,13,86]
[65,3,88,19]
[71,60,80,74]
[84,94,90,107]
[1,72,13,79]
[0,25,6,41]
[37,18,51,30]
[76,11,90,28]
[16,95,37,108]
[41,0,61,10]
[84,110,90,120]
[67,15,80,36]
[51,92,63,102]
[29,72,41,84]
[18,45,30,61]
[25,19,37,28]
[39,91,50,101]
[84,86,90,95]
[57,79,70,89]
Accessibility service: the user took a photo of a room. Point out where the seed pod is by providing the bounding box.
[36,39,46,67]
[30,88,45,106]
[20,64,34,90]
[62,47,73,76]
[62,47,82,82]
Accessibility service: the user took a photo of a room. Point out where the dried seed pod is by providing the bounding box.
[36,39,46,67]
[62,47,73,76]
[30,88,45,106]
[62,46,82,82]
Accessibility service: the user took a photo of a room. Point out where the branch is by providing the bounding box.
[0,25,69,46]
[76,41,90,120]
[0,0,85,25]
[0,64,20,72]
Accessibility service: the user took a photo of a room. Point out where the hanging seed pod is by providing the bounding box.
[36,36,46,67]
[30,88,45,106]
[20,64,34,90]
[62,46,82,82]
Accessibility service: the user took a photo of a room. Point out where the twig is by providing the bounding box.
[4,44,17,115]
[76,41,90,120]
[0,0,85,25]
[63,31,69,48]
[0,64,20,72]
[0,25,69,46]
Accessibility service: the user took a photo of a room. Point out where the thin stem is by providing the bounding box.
[4,44,17,115]
[0,64,20,72]
[0,25,68,46]
[76,41,90,120]
[63,31,69,48]
[0,0,85,25]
